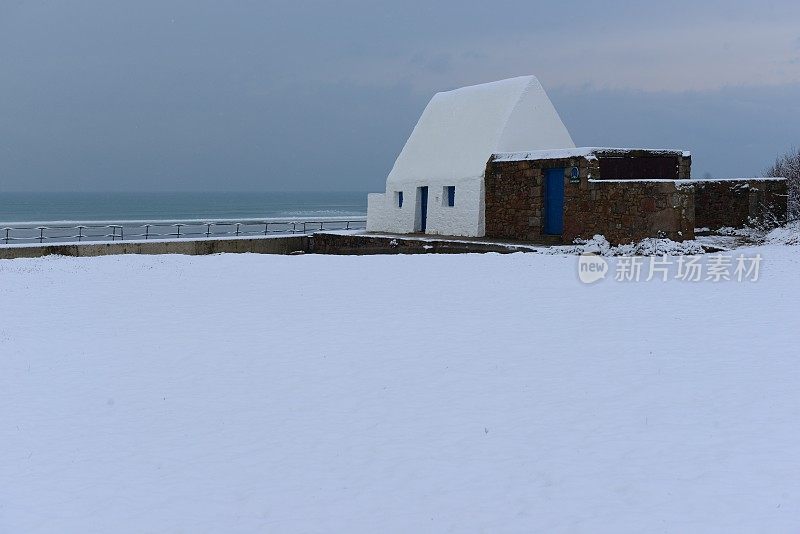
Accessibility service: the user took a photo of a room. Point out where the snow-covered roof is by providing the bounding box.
[492,147,691,162]
[386,75,575,185]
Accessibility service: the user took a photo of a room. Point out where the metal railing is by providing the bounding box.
[0,217,367,245]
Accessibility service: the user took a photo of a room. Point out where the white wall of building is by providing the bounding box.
[367,175,484,236]
[367,75,574,237]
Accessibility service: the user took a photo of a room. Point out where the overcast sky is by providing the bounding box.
[1,0,799,192]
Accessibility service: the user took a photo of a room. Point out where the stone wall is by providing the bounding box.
[484,157,595,241]
[311,233,537,254]
[0,236,310,260]
[484,155,694,245]
[0,233,543,259]
[484,160,542,241]
[564,180,694,243]
[483,154,787,244]
[693,178,788,230]
[678,155,691,180]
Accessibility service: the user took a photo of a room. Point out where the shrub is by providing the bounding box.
[764,148,800,221]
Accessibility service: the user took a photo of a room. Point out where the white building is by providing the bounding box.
[366,75,575,237]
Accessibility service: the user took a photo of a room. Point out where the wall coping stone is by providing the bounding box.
[691,176,787,182]
[491,147,690,162]
[588,178,690,184]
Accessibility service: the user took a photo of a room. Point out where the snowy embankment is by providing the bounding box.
[1,246,800,532]
[766,221,800,245]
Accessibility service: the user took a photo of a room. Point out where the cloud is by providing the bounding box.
[328,19,800,94]
[550,83,800,178]
[410,52,453,75]
[1,0,799,191]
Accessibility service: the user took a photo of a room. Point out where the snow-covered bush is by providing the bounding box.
[569,235,705,256]
[765,148,800,221]
[614,238,705,256]
[576,235,612,255]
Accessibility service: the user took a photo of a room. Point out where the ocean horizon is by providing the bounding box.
[0,191,368,224]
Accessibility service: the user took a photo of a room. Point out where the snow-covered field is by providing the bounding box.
[2,246,799,532]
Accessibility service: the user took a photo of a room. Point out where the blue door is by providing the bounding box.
[417,186,428,232]
[544,168,564,235]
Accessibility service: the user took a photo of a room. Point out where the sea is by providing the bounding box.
[0,191,367,223]
[0,191,368,244]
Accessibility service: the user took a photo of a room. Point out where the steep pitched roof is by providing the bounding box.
[386,75,575,185]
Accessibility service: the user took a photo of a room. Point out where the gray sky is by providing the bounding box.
[1,0,799,192]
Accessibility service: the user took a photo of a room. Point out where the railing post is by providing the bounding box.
[38,227,45,243]
[206,223,212,238]
[302,222,306,234]
[264,223,269,235]
[120,226,124,241]
[235,223,241,237]
[176,224,182,239]
[292,222,296,233]
[145,225,150,239]
[4,228,9,244]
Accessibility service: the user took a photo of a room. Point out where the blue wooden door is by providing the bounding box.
[418,186,428,232]
[544,168,564,235]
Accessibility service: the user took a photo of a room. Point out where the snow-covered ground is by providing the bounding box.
[1,245,799,532]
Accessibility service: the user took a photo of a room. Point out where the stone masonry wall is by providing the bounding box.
[678,154,691,180]
[484,155,694,244]
[693,179,788,230]
[484,157,595,241]
[311,233,536,255]
[564,180,694,243]
[484,160,542,241]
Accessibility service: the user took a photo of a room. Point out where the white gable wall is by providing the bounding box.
[497,77,575,153]
[367,75,574,237]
